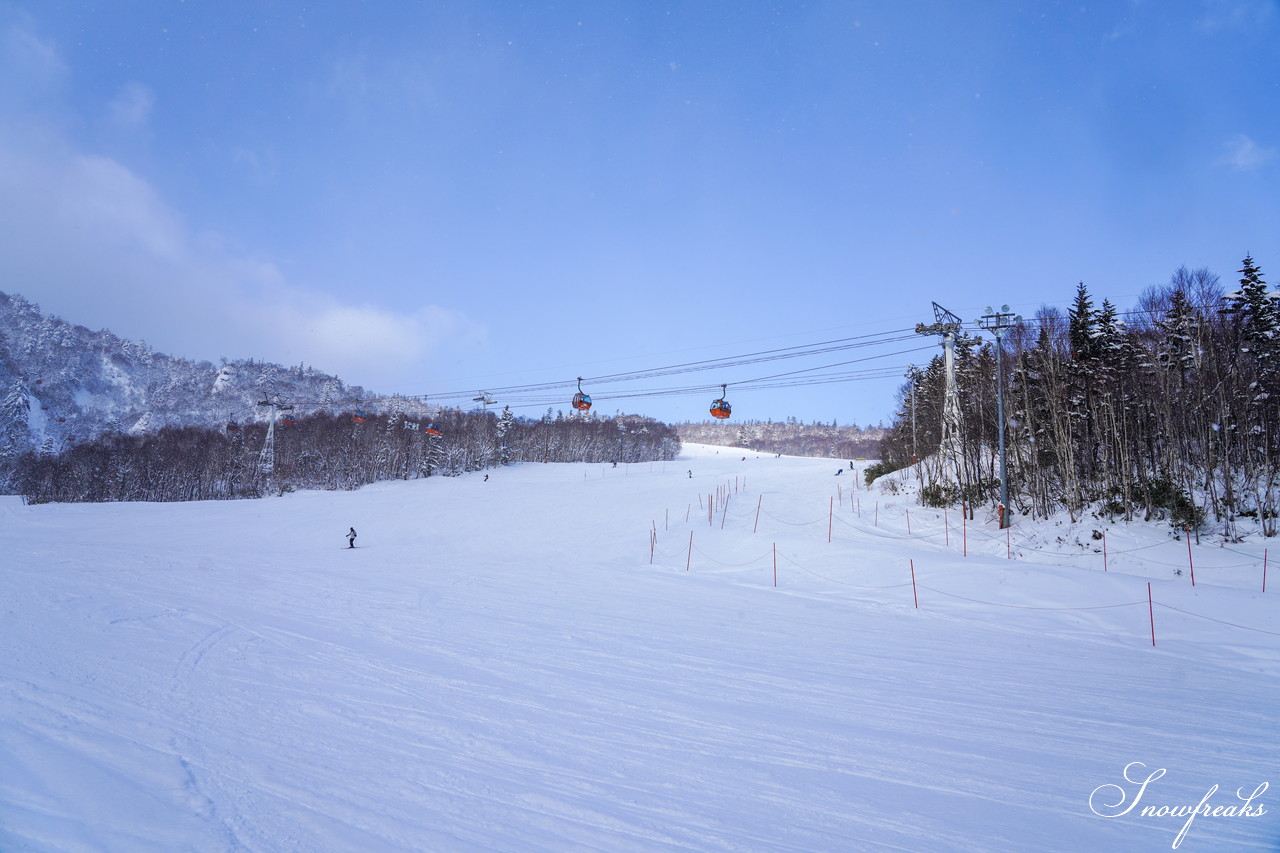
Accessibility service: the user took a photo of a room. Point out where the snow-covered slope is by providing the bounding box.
[2,446,1276,851]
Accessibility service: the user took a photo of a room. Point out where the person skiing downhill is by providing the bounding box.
[347,527,357,549]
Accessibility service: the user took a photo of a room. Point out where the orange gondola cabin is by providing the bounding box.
[571,377,592,412]
[353,410,367,423]
[425,423,443,436]
[710,384,732,419]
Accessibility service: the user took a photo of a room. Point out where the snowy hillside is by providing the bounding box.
[2,445,1276,851]
[0,292,371,458]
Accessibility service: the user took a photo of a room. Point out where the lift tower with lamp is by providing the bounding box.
[978,305,1022,529]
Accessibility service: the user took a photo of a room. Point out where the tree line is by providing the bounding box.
[12,406,680,504]
[874,257,1279,537]
[676,419,885,459]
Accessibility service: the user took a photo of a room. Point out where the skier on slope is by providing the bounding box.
[347,527,357,549]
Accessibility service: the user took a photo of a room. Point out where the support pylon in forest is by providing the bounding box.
[915,302,965,486]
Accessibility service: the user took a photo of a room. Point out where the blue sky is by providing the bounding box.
[1,1,1276,426]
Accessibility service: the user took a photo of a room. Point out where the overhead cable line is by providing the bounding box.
[270,324,933,413]
[407,328,920,405]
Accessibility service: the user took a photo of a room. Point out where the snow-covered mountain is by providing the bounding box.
[0,291,372,457]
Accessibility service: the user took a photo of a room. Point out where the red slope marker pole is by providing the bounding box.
[754,494,762,534]
[910,559,919,609]
[1103,531,1108,572]
[906,509,912,536]
[1148,582,1156,647]
[828,496,834,543]
[1264,548,1268,593]
[1185,525,1195,586]
[686,531,693,572]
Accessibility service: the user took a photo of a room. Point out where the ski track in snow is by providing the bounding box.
[1,446,1277,852]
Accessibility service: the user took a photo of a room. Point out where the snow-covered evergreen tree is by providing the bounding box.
[1067,281,1101,362]
[496,406,515,465]
[0,380,31,459]
[1225,255,1279,392]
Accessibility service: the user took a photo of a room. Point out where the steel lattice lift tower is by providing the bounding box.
[915,302,965,486]
[257,395,294,475]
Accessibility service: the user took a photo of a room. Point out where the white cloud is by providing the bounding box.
[106,82,154,133]
[246,294,488,391]
[324,46,450,121]
[1217,134,1275,171]
[1197,0,1277,32]
[231,146,277,182]
[0,11,67,111]
[0,140,485,388]
[62,153,187,260]
[0,15,482,393]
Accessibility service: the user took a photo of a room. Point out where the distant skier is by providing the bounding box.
[484,474,489,481]
[835,469,843,476]
[688,470,693,478]
[347,527,357,549]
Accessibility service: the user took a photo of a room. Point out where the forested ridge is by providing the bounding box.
[14,406,679,503]
[0,291,370,458]
[0,292,679,503]
[676,419,884,460]
[875,257,1280,537]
